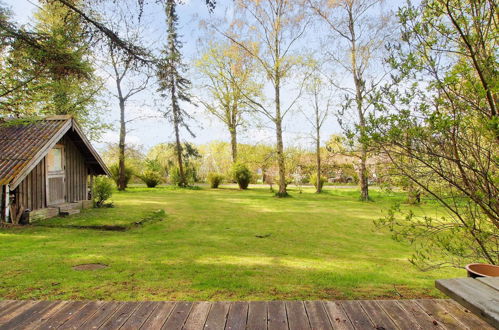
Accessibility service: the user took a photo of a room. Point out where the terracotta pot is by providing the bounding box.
[465,263,499,278]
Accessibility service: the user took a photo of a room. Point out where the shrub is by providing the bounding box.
[109,164,134,188]
[207,173,224,188]
[310,173,327,190]
[232,163,251,189]
[138,170,163,188]
[169,166,197,186]
[93,176,114,208]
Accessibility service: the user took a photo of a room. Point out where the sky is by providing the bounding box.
[4,0,399,153]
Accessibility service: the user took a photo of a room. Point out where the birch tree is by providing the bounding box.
[308,0,393,201]
[301,71,332,193]
[106,33,152,190]
[195,41,260,163]
[220,0,309,197]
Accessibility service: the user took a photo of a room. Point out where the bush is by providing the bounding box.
[169,166,197,186]
[109,164,134,188]
[138,170,163,188]
[310,173,327,190]
[93,176,114,207]
[207,173,224,188]
[232,163,251,189]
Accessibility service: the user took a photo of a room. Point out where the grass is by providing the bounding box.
[0,185,462,301]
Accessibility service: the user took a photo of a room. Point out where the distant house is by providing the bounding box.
[0,116,110,223]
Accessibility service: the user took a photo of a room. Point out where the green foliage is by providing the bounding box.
[109,164,134,188]
[93,176,114,208]
[207,173,224,188]
[147,142,200,174]
[138,170,163,188]
[309,174,326,191]
[137,158,165,188]
[371,0,498,268]
[169,166,197,186]
[232,163,251,189]
[0,1,105,136]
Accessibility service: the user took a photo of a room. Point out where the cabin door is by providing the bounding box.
[46,145,65,205]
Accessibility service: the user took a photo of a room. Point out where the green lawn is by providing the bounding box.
[0,185,462,301]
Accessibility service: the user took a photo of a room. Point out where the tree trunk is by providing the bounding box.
[275,80,287,197]
[172,100,185,187]
[359,144,369,201]
[316,126,322,193]
[114,72,127,191]
[349,12,369,201]
[118,98,126,191]
[229,126,237,164]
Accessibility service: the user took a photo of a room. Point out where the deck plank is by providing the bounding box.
[225,301,248,330]
[267,301,287,330]
[0,301,16,311]
[340,300,374,330]
[162,301,193,329]
[376,300,423,330]
[120,301,157,330]
[323,301,354,330]
[183,301,212,330]
[36,301,87,329]
[0,300,37,324]
[0,300,57,330]
[285,301,310,330]
[476,277,499,291]
[204,301,230,330]
[247,301,267,330]
[416,299,465,330]
[304,300,332,330]
[58,301,105,329]
[100,301,141,330]
[17,300,67,329]
[77,301,123,329]
[440,299,494,330]
[0,299,485,330]
[397,300,443,329]
[436,277,499,328]
[140,301,176,329]
[359,300,397,330]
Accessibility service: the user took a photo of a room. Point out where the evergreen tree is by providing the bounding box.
[33,0,103,133]
[1,0,104,136]
[156,0,194,187]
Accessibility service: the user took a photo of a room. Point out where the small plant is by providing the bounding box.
[207,173,224,188]
[109,164,134,188]
[232,163,251,189]
[138,170,163,188]
[169,166,197,186]
[310,173,327,191]
[93,176,114,208]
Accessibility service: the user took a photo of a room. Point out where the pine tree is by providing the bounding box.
[156,0,193,187]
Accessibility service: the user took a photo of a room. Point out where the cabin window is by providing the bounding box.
[47,147,63,172]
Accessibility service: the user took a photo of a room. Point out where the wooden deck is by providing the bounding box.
[436,277,499,328]
[0,299,493,329]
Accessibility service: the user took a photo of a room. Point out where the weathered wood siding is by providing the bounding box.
[16,158,46,211]
[61,135,88,203]
[15,135,89,211]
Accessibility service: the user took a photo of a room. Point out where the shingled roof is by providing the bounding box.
[0,116,109,188]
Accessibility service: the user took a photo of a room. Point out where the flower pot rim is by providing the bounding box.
[465,263,499,277]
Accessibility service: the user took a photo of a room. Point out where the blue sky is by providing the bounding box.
[5,0,399,153]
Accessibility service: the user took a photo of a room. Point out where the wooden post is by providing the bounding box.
[3,185,10,223]
[89,173,94,201]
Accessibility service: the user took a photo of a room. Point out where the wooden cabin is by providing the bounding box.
[0,116,110,223]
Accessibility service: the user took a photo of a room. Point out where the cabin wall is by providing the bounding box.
[14,134,89,211]
[15,158,46,211]
[61,135,88,203]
